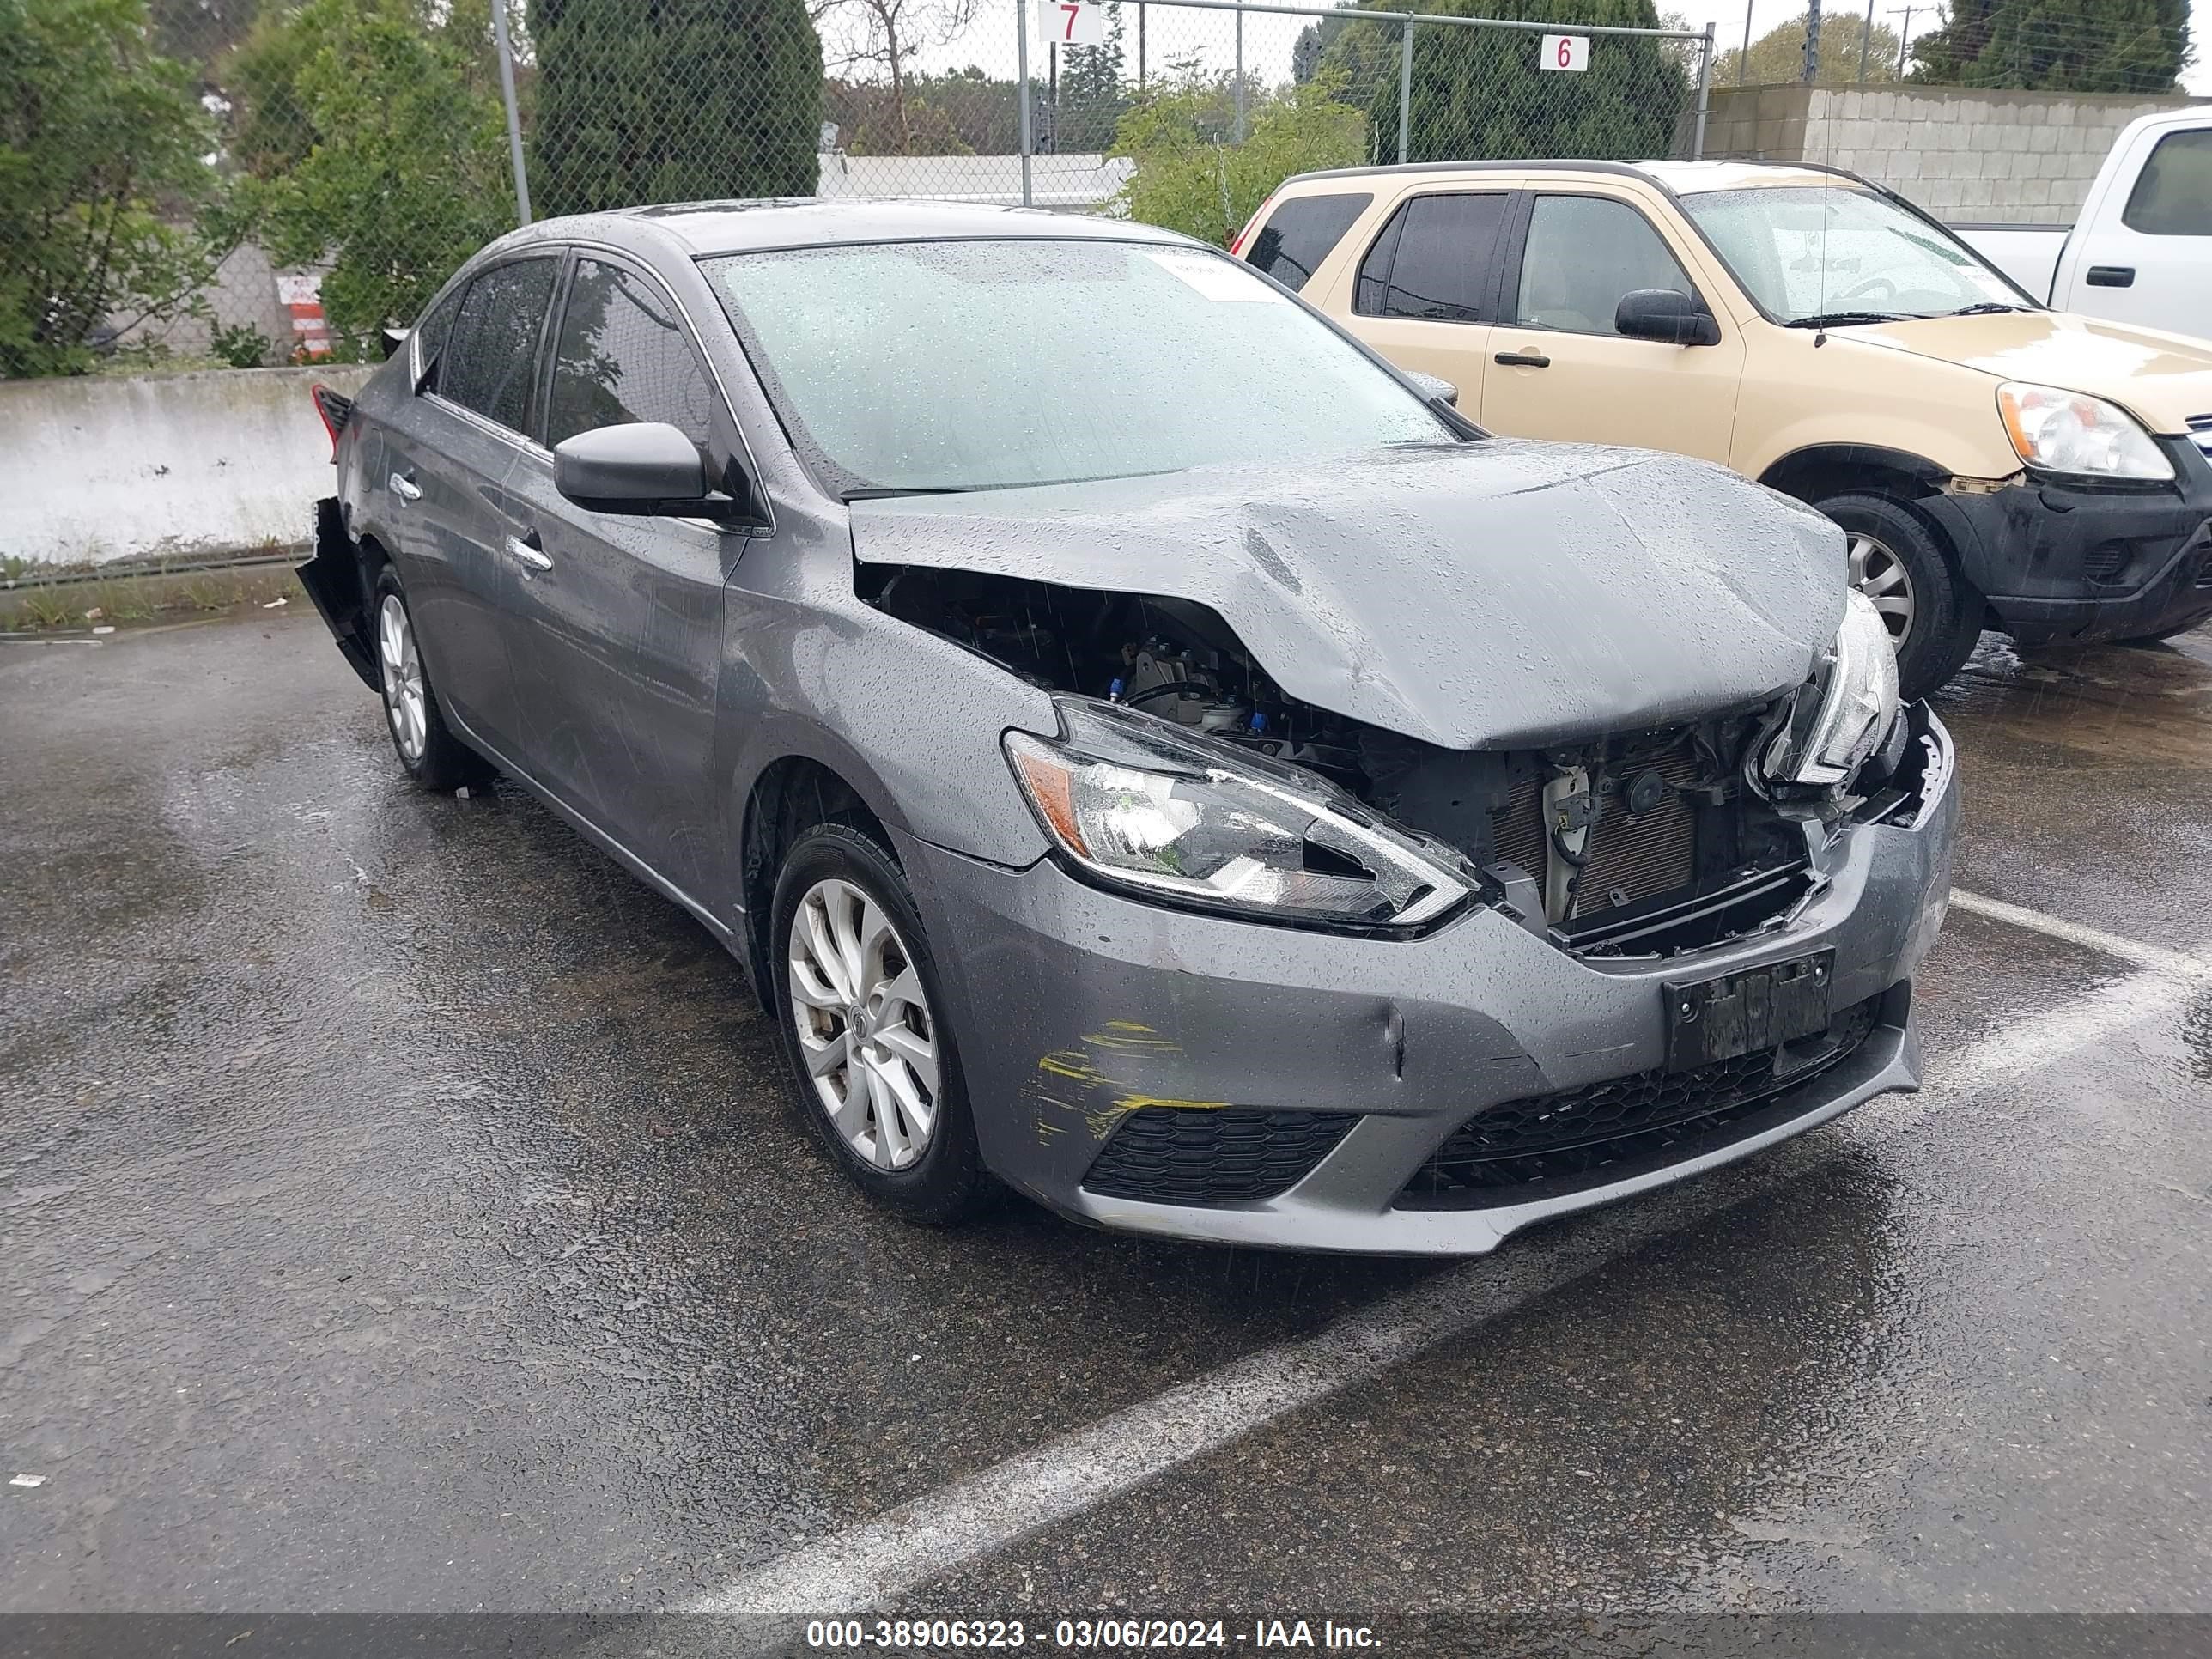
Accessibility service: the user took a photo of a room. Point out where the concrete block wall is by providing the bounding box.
[1698,84,2199,224]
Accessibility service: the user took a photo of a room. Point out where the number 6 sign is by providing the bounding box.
[1541,33,1589,71]
[1037,0,1108,47]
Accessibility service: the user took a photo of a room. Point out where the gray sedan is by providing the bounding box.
[299,201,1956,1255]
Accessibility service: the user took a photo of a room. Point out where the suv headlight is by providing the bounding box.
[1762,590,1902,789]
[1998,381,2173,481]
[1004,700,1474,932]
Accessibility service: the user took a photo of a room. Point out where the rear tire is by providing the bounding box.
[768,823,993,1226]
[1815,492,1982,700]
[372,569,489,792]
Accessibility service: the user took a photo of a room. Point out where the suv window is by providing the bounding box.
[1354,192,1509,322]
[1245,191,1373,293]
[439,257,559,434]
[2122,129,2212,236]
[1515,195,1695,337]
[546,258,718,451]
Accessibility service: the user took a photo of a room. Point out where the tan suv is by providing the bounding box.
[1238,160,2212,696]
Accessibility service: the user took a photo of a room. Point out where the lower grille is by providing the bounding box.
[1082,1108,1358,1207]
[1398,995,1884,1209]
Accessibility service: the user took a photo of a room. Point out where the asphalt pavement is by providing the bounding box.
[2,610,2208,1644]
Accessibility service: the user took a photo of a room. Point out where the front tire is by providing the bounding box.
[769,823,992,1225]
[372,569,488,792]
[1816,492,1982,700]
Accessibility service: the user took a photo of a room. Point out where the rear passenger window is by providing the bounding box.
[1245,192,1373,293]
[545,258,718,451]
[1353,192,1509,323]
[1515,196,1694,337]
[438,257,559,435]
[2122,130,2212,236]
[412,283,466,390]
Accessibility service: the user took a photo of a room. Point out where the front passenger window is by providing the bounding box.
[545,259,718,452]
[439,257,559,434]
[1516,196,1696,337]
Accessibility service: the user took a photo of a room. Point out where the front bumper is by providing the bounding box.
[904,711,1958,1256]
[1925,437,2212,646]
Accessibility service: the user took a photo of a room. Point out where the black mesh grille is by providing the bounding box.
[1082,1108,1358,1207]
[1399,996,1884,1209]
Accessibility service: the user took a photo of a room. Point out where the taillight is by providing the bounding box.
[1229,198,1271,259]
[309,382,355,463]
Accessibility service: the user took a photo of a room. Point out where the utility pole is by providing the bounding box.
[1803,0,1823,83]
[1740,0,1753,86]
[1857,0,1875,80]
[1890,4,1916,78]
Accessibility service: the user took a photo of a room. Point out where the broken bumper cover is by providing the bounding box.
[1926,438,2212,647]
[905,711,1957,1256]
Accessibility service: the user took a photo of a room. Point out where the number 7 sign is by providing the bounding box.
[1541,33,1589,71]
[1037,0,1108,47]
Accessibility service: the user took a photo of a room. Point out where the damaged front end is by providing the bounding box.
[868,566,1932,962]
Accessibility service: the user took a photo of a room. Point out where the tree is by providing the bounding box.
[532,0,819,209]
[1910,0,2189,94]
[1054,3,1126,153]
[1323,0,1688,166]
[824,66,1024,155]
[226,0,515,351]
[809,0,965,159]
[0,0,220,376]
[1713,9,1903,84]
[1113,70,1368,246]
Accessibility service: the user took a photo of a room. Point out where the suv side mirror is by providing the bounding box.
[555,422,750,519]
[1615,288,1721,346]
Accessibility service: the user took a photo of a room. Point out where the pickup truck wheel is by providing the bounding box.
[1816,493,1982,699]
[372,570,489,792]
[769,823,993,1226]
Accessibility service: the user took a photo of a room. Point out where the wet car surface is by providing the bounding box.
[2,611,2207,1626]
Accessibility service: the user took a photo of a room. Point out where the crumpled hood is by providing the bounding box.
[1849,310,2212,434]
[848,441,1845,751]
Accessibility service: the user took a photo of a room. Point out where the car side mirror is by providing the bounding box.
[554,422,750,519]
[1403,368,1459,408]
[379,325,410,362]
[1615,288,1721,346]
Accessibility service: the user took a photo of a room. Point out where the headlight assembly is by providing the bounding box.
[1762,590,1902,790]
[1997,381,2173,482]
[1004,700,1474,932]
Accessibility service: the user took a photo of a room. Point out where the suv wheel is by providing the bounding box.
[1816,492,1982,699]
[769,823,992,1225]
[373,568,489,791]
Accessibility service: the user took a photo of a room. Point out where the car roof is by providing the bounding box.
[1278,157,1863,195]
[486,198,1194,261]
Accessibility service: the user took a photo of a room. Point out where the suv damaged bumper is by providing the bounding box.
[1927,438,2212,646]
[902,710,1957,1256]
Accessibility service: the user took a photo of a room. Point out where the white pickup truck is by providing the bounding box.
[1954,107,2211,340]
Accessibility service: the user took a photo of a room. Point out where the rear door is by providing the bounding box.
[1480,190,1744,462]
[496,252,744,896]
[2063,123,2212,336]
[1335,190,1514,419]
[385,254,562,757]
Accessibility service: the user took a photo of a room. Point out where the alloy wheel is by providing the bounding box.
[787,876,939,1171]
[1847,532,1916,646]
[377,592,428,763]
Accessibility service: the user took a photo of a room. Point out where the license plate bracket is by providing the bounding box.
[1664,950,1834,1073]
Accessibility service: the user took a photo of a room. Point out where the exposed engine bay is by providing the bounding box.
[867,566,1930,957]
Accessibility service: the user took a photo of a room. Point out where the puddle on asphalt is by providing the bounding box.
[1932,629,2212,766]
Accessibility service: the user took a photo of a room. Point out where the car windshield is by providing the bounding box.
[1678,184,2030,323]
[702,238,1454,495]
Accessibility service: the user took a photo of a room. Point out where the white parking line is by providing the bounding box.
[692,928,2205,1617]
[1950,890,2212,980]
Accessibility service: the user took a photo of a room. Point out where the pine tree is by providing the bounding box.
[1910,0,2190,94]
[531,0,823,214]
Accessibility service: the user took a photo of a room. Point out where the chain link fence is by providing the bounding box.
[4,0,2197,377]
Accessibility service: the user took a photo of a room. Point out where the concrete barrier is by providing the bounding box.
[0,363,378,568]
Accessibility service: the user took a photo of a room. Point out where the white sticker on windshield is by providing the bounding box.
[1141,248,1285,303]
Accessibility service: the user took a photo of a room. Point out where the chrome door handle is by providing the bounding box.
[504,534,552,573]
[389,472,422,502]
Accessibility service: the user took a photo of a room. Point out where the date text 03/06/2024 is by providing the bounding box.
[805,1617,1383,1649]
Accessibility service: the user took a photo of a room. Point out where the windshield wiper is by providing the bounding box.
[1784,311,1907,329]
[1946,301,2028,317]
[839,485,974,501]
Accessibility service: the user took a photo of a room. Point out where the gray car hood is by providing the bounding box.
[848,441,1846,751]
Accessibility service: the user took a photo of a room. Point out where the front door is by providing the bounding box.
[2065,124,2212,337]
[498,255,743,899]
[1480,191,1745,464]
[1337,190,1514,421]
